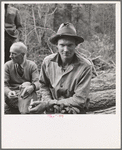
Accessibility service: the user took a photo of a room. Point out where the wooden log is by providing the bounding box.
[90,72,115,92]
[88,89,115,111]
[87,106,116,114]
[87,70,116,113]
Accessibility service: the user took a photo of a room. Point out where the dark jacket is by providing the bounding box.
[5,6,22,38]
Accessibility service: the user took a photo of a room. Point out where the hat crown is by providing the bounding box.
[57,23,77,35]
[49,22,84,45]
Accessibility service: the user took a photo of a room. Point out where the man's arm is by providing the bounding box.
[4,63,12,96]
[15,9,22,30]
[27,60,57,114]
[19,62,40,99]
[15,9,22,40]
[39,60,53,101]
[31,62,40,91]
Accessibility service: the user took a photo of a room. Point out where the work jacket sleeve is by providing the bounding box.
[4,63,12,96]
[39,61,53,101]
[31,63,40,91]
[15,9,22,30]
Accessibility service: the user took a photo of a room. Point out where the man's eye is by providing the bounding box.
[11,53,17,56]
[68,44,73,47]
[60,44,64,47]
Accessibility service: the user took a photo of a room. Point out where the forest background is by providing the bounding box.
[11,3,115,72]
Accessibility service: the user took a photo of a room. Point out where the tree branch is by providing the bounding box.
[47,42,54,54]
[32,4,40,43]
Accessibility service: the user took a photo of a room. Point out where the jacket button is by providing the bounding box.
[60,84,63,87]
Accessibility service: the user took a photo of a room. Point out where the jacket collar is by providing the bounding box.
[15,59,27,68]
[50,52,80,67]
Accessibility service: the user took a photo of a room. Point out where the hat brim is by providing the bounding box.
[49,34,84,45]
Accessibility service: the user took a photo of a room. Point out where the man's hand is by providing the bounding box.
[53,105,60,113]
[45,99,58,113]
[28,101,46,114]
[52,101,81,114]
[59,106,80,114]
[6,91,18,108]
[55,101,81,114]
[7,91,18,99]
[21,85,34,99]
[29,99,58,114]
[48,99,58,107]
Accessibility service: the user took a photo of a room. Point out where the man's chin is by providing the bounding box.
[63,54,70,58]
[63,55,73,59]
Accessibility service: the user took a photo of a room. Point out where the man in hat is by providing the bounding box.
[5,4,22,62]
[29,23,92,114]
[4,42,40,114]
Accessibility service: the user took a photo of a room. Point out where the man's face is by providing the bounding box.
[57,37,76,60]
[10,47,24,64]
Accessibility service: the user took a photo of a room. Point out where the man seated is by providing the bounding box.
[29,23,92,114]
[4,42,40,114]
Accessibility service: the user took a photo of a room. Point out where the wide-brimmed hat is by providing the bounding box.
[49,22,84,45]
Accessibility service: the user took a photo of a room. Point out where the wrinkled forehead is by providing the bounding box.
[10,43,27,54]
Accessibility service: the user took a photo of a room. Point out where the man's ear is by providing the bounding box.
[56,42,58,46]
[75,40,78,46]
[56,41,58,48]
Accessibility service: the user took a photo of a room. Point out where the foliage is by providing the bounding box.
[10,3,115,71]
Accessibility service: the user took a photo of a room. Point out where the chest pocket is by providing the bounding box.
[57,89,75,99]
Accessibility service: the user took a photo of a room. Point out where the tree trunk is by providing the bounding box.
[88,4,92,36]
[64,4,72,22]
[53,4,58,31]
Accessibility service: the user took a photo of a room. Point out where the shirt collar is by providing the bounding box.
[21,59,26,68]
[50,52,80,67]
[50,53,61,64]
[16,56,26,68]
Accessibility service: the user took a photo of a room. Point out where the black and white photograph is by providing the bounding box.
[1,1,121,149]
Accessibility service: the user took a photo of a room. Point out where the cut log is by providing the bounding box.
[88,70,116,112]
[88,89,115,111]
[90,72,115,92]
[87,106,116,114]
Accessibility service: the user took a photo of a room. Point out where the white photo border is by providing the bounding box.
[1,1,121,149]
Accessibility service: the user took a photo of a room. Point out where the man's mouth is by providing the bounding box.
[63,53,70,56]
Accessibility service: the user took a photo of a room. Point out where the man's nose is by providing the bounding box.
[10,53,13,58]
[9,54,12,58]
[64,46,69,51]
